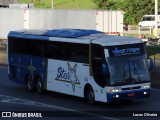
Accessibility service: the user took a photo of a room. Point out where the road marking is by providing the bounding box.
[0,94,120,120]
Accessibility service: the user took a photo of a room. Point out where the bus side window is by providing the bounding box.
[70,51,89,63]
[9,38,24,54]
[47,44,60,59]
[62,43,89,63]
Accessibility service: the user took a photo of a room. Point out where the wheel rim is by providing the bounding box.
[27,80,32,91]
[87,87,95,103]
[36,81,42,93]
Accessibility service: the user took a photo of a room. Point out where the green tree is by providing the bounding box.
[93,0,117,9]
[93,0,159,25]
[121,0,155,24]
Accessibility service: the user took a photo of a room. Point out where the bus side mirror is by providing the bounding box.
[147,58,154,71]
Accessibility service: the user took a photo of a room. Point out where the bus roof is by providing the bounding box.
[9,29,102,38]
[8,29,143,46]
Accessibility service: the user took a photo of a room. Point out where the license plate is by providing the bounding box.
[127,93,135,97]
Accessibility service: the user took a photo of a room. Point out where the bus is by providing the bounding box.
[8,29,152,103]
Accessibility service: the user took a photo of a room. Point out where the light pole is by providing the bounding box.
[51,0,54,9]
[155,0,158,37]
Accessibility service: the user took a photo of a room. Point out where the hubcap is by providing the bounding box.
[27,81,32,90]
[87,88,94,103]
[36,81,42,93]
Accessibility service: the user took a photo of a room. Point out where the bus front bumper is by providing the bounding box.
[107,89,151,103]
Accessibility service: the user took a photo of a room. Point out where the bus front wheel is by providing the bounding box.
[85,86,95,104]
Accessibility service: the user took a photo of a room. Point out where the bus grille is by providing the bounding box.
[122,86,141,91]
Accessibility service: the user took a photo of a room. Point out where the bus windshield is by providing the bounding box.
[106,54,150,86]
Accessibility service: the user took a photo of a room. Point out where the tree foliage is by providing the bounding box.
[93,0,159,25]
[93,0,118,9]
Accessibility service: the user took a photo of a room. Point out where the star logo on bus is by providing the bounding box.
[55,63,80,92]
[68,63,80,92]
[112,47,120,57]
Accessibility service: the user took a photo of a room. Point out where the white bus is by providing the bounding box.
[8,29,152,103]
[138,15,160,28]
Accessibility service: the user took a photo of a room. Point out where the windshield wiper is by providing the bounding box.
[131,61,141,83]
[122,63,131,84]
[113,80,127,85]
[121,59,141,84]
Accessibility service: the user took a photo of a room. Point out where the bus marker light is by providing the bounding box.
[116,95,119,98]
[107,89,111,93]
[144,92,147,95]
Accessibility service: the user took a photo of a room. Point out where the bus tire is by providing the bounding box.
[35,77,43,93]
[26,75,34,92]
[85,85,95,104]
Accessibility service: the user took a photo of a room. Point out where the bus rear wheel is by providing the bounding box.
[85,86,95,104]
[26,75,34,92]
[35,77,43,93]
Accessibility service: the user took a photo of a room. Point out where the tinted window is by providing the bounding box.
[9,37,49,57]
[142,16,155,21]
[62,42,89,63]
[8,37,89,63]
[145,17,152,21]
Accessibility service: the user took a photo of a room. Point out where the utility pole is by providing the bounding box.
[51,0,53,9]
[155,0,158,38]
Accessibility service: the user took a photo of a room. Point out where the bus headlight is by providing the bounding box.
[107,88,121,93]
[141,85,150,89]
[112,89,120,92]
